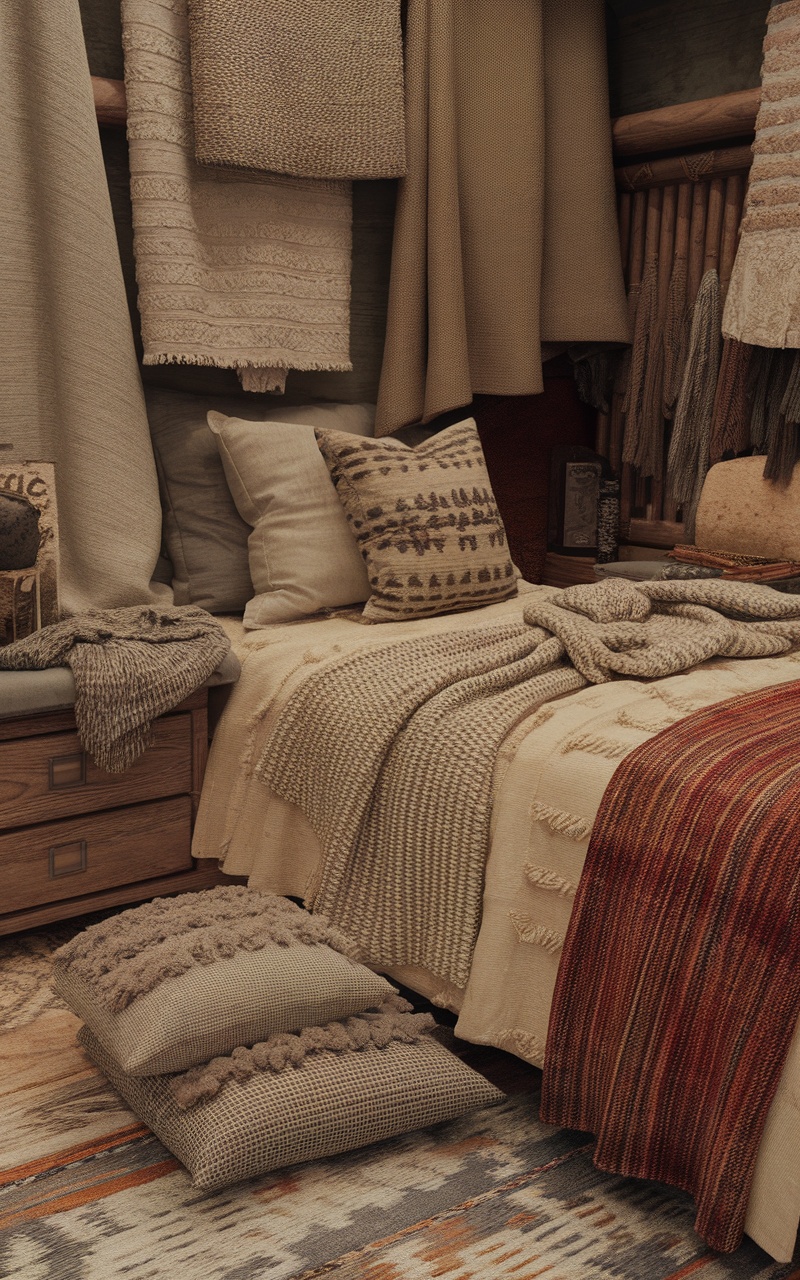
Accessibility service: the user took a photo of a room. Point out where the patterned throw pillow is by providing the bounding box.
[53,887,394,1076]
[315,418,517,622]
[78,1003,504,1190]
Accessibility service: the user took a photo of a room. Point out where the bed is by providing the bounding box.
[147,391,799,1261]
[193,586,800,1264]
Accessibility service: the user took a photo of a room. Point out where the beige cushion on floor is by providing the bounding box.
[695,457,800,562]
[55,942,393,1077]
[78,1020,503,1190]
[208,406,375,627]
[52,886,391,1075]
[315,418,517,622]
[146,388,375,614]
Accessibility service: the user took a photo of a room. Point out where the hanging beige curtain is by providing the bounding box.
[375,0,630,436]
[0,0,169,614]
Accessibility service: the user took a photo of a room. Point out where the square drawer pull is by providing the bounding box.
[49,840,87,879]
[49,753,86,789]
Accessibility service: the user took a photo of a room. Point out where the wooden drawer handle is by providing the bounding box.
[48,752,86,790]
[49,840,87,879]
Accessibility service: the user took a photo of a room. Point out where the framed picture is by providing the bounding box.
[0,461,60,645]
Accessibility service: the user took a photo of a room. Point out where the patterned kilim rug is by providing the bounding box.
[1,920,799,1280]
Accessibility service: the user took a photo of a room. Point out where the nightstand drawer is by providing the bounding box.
[0,715,192,829]
[0,796,193,912]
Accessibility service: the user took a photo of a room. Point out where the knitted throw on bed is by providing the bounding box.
[258,578,800,989]
[0,606,230,772]
[541,679,800,1254]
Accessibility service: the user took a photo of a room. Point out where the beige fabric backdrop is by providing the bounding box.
[0,0,168,614]
[375,0,630,435]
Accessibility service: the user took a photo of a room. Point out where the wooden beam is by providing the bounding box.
[92,75,127,127]
[612,87,760,159]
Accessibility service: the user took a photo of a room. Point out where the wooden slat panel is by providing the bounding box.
[0,715,191,829]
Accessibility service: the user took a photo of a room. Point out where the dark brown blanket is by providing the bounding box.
[541,679,800,1253]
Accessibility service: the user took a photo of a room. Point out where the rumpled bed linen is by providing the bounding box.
[194,589,800,1262]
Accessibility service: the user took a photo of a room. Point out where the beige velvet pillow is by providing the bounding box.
[208,407,375,627]
[315,418,517,622]
[52,887,392,1075]
[78,1013,504,1190]
[145,388,375,613]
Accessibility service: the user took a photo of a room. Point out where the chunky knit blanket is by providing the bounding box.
[541,678,800,1254]
[0,606,230,771]
[258,578,800,988]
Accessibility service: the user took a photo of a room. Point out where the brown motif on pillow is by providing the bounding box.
[315,418,516,622]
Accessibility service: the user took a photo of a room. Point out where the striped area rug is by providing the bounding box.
[1,928,799,1279]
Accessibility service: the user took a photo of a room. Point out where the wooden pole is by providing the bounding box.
[612,87,759,158]
[703,177,726,275]
[92,77,127,126]
[687,181,710,305]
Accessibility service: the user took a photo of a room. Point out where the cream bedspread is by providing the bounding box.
[194,587,800,1261]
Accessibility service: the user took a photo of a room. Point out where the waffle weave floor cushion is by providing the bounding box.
[78,1001,504,1190]
[53,887,393,1076]
[315,417,517,622]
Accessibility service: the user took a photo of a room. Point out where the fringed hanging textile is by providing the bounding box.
[764,349,800,483]
[666,269,722,538]
[723,0,800,347]
[121,0,353,393]
[708,338,754,464]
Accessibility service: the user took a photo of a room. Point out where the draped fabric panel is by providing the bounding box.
[0,0,169,614]
[375,0,630,436]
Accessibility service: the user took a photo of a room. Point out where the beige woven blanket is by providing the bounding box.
[723,0,800,346]
[0,606,230,771]
[122,0,352,393]
[259,578,800,989]
[187,0,406,179]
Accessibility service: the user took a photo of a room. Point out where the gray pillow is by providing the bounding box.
[145,388,376,613]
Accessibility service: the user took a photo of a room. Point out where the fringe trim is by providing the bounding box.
[528,801,592,842]
[141,352,353,373]
[559,733,633,760]
[169,996,432,1109]
[498,1027,547,1066]
[615,707,675,734]
[509,913,564,954]
[523,863,578,897]
[53,887,361,1013]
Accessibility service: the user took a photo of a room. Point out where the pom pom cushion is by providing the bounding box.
[78,999,504,1191]
[208,407,375,627]
[52,887,394,1076]
[315,417,517,621]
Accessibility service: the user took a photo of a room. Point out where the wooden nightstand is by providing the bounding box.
[0,685,228,935]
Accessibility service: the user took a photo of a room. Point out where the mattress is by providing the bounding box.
[194,588,800,1261]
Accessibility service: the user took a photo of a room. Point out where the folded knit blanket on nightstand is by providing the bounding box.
[0,605,230,771]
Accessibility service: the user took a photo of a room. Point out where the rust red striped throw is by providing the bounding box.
[541,679,800,1253]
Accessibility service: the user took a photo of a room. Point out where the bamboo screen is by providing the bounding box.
[602,145,752,548]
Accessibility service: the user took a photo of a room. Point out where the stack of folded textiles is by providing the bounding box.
[668,545,800,583]
[52,887,502,1190]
